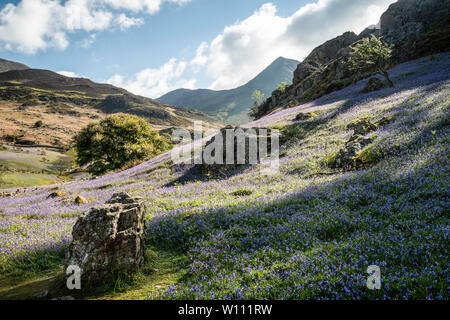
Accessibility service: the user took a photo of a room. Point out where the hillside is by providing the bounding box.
[0,52,448,299]
[0,58,29,73]
[158,57,299,125]
[0,67,223,147]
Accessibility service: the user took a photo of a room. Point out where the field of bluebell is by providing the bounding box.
[0,53,449,299]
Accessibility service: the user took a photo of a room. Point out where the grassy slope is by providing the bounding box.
[0,69,223,147]
[0,53,448,300]
[0,146,74,188]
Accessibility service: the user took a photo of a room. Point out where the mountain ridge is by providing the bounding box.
[157,56,299,125]
[0,65,223,147]
[0,58,29,73]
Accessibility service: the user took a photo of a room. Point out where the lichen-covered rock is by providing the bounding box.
[65,192,147,287]
[294,112,314,121]
[362,78,384,93]
[347,119,378,136]
[74,195,87,204]
[329,119,379,170]
[330,136,374,171]
[199,126,278,175]
[48,191,66,198]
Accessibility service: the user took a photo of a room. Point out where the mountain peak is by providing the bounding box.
[158,56,300,125]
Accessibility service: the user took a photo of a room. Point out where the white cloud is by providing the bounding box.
[115,13,144,30]
[106,58,196,98]
[108,0,396,98]
[0,0,191,54]
[79,33,97,48]
[190,41,208,73]
[202,0,396,90]
[102,0,191,15]
[57,70,82,78]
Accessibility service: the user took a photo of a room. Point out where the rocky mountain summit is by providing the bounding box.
[252,0,450,119]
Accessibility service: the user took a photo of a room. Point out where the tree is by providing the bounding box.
[276,82,288,92]
[249,90,266,120]
[251,90,265,106]
[348,35,394,87]
[74,113,167,175]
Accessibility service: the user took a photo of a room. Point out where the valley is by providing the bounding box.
[0,53,448,299]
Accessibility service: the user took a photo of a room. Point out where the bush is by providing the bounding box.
[33,120,44,128]
[276,82,288,92]
[73,113,168,175]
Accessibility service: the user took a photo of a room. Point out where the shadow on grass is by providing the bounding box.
[0,246,190,300]
[165,163,252,187]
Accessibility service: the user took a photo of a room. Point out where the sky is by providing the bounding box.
[0,0,396,98]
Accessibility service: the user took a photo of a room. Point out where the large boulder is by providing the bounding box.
[331,136,374,170]
[199,126,277,175]
[65,192,147,287]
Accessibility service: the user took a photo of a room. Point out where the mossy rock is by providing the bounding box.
[347,119,378,136]
[48,191,67,198]
[231,189,253,197]
[74,196,88,204]
[294,112,314,121]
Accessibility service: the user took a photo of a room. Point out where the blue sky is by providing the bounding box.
[0,0,395,98]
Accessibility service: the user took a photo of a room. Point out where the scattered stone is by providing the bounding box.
[74,195,87,204]
[48,191,67,198]
[362,77,384,93]
[347,119,378,136]
[376,116,393,126]
[294,112,314,121]
[65,192,147,287]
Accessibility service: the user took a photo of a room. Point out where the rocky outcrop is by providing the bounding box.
[252,32,359,119]
[65,192,147,287]
[293,32,358,83]
[329,119,378,170]
[380,0,448,44]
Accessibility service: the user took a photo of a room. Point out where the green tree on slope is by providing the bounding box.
[74,113,167,175]
[348,35,394,87]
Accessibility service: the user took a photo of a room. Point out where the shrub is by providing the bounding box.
[73,113,168,175]
[231,189,253,197]
[276,82,288,92]
[33,120,44,128]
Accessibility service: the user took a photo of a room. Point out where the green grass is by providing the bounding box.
[0,246,189,300]
[0,146,74,188]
